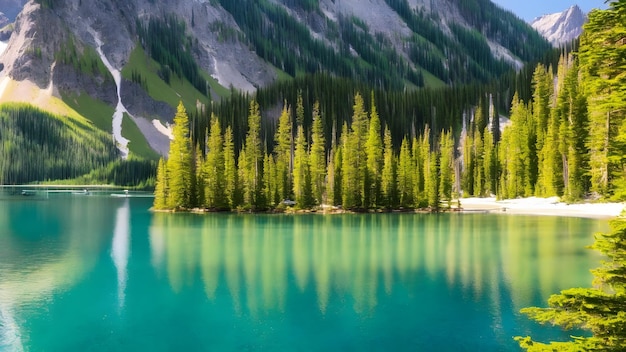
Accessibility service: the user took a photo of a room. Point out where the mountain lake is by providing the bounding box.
[0,189,607,351]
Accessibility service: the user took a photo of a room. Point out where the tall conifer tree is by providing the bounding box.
[309,101,326,205]
[366,94,383,208]
[166,102,194,209]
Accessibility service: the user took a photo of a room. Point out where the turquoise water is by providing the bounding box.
[0,192,607,351]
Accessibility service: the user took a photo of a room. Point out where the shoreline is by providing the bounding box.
[152,196,625,219]
[459,196,625,219]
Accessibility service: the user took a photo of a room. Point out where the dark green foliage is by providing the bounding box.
[136,15,207,94]
[383,0,549,84]
[0,104,119,184]
[450,0,552,62]
[218,0,436,89]
[56,37,112,80]
[196,74,495,156]
[72,157,157,189]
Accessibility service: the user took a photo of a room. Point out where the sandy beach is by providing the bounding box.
[459,196,625,219]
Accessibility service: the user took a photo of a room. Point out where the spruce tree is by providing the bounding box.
[309,101,326,205]
[293,125,311,208]
[242,100,263,209]
[365,95,383,208]
[341,122,358,208]
[483,126,495,196]
[166,102,194,209]
[564,61,589,201]
[263,153,275,207]
[204,114,225,209]
[223,126,238,209]
[381,125,396,209]
[397,137,414,208]
[153,157,168,210]
[274,104,292,202]
[195,144,205,207]
[419,126,431,207]
[461,129,475,197]
[579,2,626,198]
[439,130,454,208]
[426,150,440,210]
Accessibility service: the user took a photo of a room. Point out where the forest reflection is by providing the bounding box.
[149,213,603,316]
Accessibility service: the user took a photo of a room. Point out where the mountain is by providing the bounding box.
[530,5,586,47]
[0,0,551,161]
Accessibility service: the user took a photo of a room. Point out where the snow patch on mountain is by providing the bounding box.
[531,5,586,47]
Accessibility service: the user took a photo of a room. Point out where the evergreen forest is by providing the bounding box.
[154,0,626,212]
[0,104,156,187]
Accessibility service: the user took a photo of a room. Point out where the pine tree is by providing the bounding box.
[223,126,238,209]
[381,125,396,209]
[426,150,439,210]
[242,100,263,209]
[418,126,431,207]
[204,114,225,209]
[330,139,343,206]
[532,64,554,197]
[499,93,532,199]
[365,94,383,208]
[166,102,194,209]
[341,122,358,208]
[461,129,475,197]
[153,157,168,210]
[579,2,626,198]
[564,61,589,201]
[237,148,249,208]
[351,92,370,207]
[309,101,326,205]
[473,130,485,196]
[397,137,414,208]
[483,126,496,196]
[263,153,275,207]
[439,130,454,208]
[195,144,205,207]
[293,125,311,208]
[274,104,292,202]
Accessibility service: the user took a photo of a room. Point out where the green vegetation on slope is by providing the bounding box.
[218,0,549,88]
[162,0,625,211]
[61,91,114,132]
[0,103,118,184]
[136,14,208,94]
[121,45,211,110]
[218,0,426,89]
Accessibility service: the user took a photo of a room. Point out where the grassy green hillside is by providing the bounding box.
[0,103,119,184]
[121,45,224,110]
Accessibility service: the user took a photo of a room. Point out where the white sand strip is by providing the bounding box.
[460,197,624,219]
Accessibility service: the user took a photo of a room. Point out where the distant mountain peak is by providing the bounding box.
[531,4,586,47]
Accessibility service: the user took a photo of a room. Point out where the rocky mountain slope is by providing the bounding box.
[0,0,551,157]
[531,5,586,47]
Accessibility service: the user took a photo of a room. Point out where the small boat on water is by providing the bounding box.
[111,190,130,198]
[72,189,90,195]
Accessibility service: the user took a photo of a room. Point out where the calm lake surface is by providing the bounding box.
[0,191,608,351]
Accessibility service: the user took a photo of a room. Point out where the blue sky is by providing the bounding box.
[491,1,609,21]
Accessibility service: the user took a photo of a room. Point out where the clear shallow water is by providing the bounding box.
[0,192,607,351]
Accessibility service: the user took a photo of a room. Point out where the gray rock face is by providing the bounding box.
[531,5,587,47]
